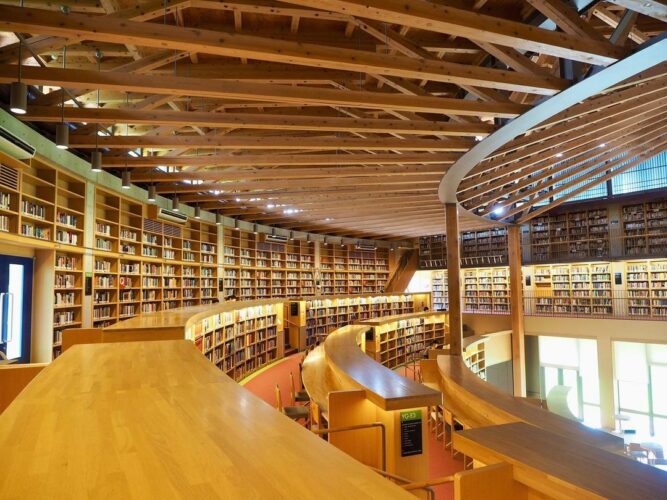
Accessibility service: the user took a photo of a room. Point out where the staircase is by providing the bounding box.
[385,248,419,293]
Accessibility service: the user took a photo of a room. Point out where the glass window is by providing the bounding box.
[618,380,649,413]
[611,151,667,195]
[651,365,667,416]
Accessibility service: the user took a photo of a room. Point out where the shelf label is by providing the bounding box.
[400,409,423,457]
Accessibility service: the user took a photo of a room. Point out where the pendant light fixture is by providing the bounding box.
[147,185,157,202]
[121,170,131,189]
[216,212,222,225]
[91,49,103,172]
[172,195,180,212]
[252,224,258,235]
[55,46,69,150]
[10,3,27,115]
[194,205,201,219]
[234,219,240,231]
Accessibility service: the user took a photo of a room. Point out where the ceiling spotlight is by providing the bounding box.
[10,81,27,115]
[55,122,69,150]
[194,205,201,219]
[555,152,563,158]
[235,197,241,202]
[147,184,157,202]
[493,206,505,216]
[121,170,131,189]
[172,195,180,212]
[474,135,483,142]
[91,151,103,172]
[599,143,607,148]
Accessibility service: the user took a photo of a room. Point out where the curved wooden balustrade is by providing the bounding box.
[437,354,622,452]
[324,324,441,411]
[0,340,413,499]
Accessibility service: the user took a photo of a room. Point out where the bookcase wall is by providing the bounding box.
[419,228,508,269]
[304,293,430,347]
[621,200,667,257]
[223,228,389,300]
[187,302,283,381]
[367,313,448,369]
[431,267,510,314]
[624,259,667,318]
[91,187,221,330]
[529,208,610,263]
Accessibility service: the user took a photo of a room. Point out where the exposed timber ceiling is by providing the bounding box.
[0,0,665,239]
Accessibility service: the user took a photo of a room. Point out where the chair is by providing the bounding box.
[627,443,651,464]
[275,385,309,425]
[290,371,310,405]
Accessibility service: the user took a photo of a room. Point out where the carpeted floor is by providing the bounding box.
[241,354,463,500]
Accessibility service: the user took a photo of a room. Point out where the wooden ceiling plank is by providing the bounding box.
[0,5,569,94]
[592,6,648,45]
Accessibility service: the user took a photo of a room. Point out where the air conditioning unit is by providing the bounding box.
[356,243,376,251]
[0,127,35,160]
[150,206,188,224]
[266,234,289,243]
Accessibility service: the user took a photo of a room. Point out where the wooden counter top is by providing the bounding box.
[324,325,441,411]
[0,340,413,499]
[454,422,667,499]
[437,355,623,452]
[301,345,343,416]
[356,311,448,327]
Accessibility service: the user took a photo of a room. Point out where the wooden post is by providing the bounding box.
[445,203,462,355]
[508,225,526,397]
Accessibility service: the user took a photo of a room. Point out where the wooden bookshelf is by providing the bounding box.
[187,302,283,381]
[532,262,613,316]
[418,234,446,269]
[463,267,510,314]
[622,200,667,257]
[463,340,486,381]
[625,259,667,318]
[53,251,83,359]
[529,208,610,262]
[368,313,448,369]
[431,270,449,311]
[461,228,508,262]
[304,293,429,347]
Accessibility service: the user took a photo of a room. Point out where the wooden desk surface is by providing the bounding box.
[301,345,343,415]
[325,325,441,411]
[438,355,622,452]
[455,422,667,499]
[0,340,412,499]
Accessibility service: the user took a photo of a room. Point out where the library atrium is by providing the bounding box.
[0,0,666,498]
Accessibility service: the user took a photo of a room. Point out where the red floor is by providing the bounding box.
[241,355,463,499]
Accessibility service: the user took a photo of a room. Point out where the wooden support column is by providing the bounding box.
[508,225,526,396]
[445,203,462,355]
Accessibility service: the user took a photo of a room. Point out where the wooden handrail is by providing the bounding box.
[401,475,455,491]
[369,467,436,500]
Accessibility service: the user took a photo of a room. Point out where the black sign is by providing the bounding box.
[400,410,423,457]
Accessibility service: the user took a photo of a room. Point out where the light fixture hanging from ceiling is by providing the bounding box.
[147,184,157,202]
[216,212,222,225]
[121,170,131,189]
[55,46,69,150]
[194,205,201,219]
[91,49,103,172]
[172,195,179,212]
[10,3,27,115]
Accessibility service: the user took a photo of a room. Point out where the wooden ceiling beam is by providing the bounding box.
[101,152,460,167]
[592,6,648,45]
[606,0,667,23]
[0,64,530,117]
[69,134,487,149]
[131,165,448,182]
[16,105,492,135]
[155,175,441,193]
[482,120,667,213]
[526,0,608,42]
[280,0,625,64]
[463,115,667,208]
[0,5,568,94]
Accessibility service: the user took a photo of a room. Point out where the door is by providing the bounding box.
[0,255,33,363]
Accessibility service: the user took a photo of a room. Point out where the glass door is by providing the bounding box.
[0,255,33,363]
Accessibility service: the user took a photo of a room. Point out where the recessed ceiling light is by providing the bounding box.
[493,206,505,216]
